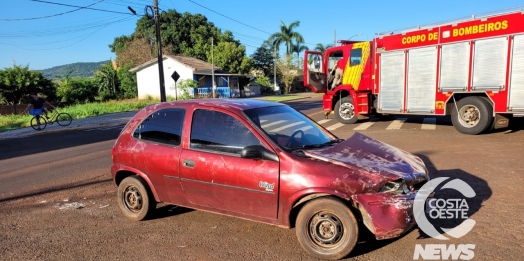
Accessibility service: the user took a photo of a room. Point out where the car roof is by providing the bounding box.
[143,98,286,113]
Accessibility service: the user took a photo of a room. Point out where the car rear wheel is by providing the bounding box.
[118,176,156,221]
[296,197,358,260]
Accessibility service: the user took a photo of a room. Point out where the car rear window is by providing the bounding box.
[133,108,185,146]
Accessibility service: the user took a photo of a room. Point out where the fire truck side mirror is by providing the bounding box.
[314,56,321,69]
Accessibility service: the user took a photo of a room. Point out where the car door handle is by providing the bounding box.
[183,159,195,168]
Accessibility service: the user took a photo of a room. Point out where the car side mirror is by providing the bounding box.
[241,145,279,162]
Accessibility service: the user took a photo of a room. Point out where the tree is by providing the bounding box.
[56,71,98,104]
[110,10,251,74]
[269,21,304,55]
[276,54,299,94]
[114,37,173,68]
[210,41,253,74]
[0,64,55,105]
[56,71,97,104]
[117,65,137,99]
[292,43,309,70]
[95,63,120,101]
[251,43,274,77]
[314,43,333,54]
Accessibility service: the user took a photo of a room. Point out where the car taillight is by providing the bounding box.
[111,146,115,162]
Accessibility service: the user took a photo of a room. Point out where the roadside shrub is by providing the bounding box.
[178,79,198,100]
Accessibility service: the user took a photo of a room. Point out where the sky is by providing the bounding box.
[1,0,524,70]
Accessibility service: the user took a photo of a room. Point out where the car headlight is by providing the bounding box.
[380,180,408,194]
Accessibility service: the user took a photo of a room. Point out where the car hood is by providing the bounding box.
[303,132,428,183]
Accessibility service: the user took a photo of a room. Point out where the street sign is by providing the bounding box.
[171,71,180,82]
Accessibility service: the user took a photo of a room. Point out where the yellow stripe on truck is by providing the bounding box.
[342,42,370,90]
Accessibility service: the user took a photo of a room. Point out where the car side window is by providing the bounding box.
[133,108,185,146]
[190,109,261,155]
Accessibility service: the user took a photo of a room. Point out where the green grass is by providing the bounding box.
[0,99,159,132]
[256,95,304,102]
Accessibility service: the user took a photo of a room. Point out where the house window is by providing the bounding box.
[198,76,206,87]
[216,77,224,87]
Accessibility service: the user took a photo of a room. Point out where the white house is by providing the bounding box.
[129,55,251,99]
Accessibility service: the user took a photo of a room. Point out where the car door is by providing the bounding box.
[179,108,280,219]
[131,108,186,205]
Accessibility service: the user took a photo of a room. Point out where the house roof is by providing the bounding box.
[129,55,224,73]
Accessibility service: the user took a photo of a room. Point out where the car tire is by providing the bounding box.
[296,197,359,260]
[451,97,493,135]
[334,97,358,124]
[117,176,156,221]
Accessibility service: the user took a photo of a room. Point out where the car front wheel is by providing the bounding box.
[117,176,156,221]
[296,197,359,260]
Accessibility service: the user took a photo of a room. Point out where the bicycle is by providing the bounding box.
[29,107,73,131]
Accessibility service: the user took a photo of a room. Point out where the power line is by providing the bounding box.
[0,14,132,38]
[0,0,107,21]
[0,16,135,51]
[187,0,271,35]
[26,0,138,15]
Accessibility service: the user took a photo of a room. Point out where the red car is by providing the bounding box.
[111,99,430,260]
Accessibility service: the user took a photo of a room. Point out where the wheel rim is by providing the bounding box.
[122,185,143,213]
[458,105,480,128]
[308,212,344,248]
[339,102,355,120]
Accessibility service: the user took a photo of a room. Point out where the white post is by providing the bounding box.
[211,37,215,98]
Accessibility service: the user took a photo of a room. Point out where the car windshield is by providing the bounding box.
[244,105,337,150]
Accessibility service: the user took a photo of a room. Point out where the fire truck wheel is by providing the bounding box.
[451,97,494,135]
[334,97,358,124]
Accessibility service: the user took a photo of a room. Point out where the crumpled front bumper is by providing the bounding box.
[352,192,418,240]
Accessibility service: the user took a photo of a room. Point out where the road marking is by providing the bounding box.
[386,118,408,130]
[353,122,375,130]
[326,122,345,131]
[317,119,332,125]
[270,121,306,132]
[307,111,325,117]
[261,120,287,128]
[260,120,268,123]
[421,118,437,130]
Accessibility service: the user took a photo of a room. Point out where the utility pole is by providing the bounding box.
[211,37,215,98]
[153,0,166,102]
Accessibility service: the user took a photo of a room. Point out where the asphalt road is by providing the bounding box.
[1,97,523,261]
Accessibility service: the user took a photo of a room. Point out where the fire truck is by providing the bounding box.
[304,10,524,134]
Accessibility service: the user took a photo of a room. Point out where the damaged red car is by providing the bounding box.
[110,99,429,260]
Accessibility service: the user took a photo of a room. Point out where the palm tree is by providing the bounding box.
[314,43,333,54]
[292,43,309,68]
[269,21,304,55]
[95,63,120,100]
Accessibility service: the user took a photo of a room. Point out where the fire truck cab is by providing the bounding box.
[304,10,524,134]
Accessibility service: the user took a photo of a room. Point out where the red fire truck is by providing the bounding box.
[304,10,524,134]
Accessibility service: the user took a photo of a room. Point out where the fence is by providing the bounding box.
[194,87,231,98]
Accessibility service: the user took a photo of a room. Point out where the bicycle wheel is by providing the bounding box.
[30,116,47,130]
[56,113,73,126]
